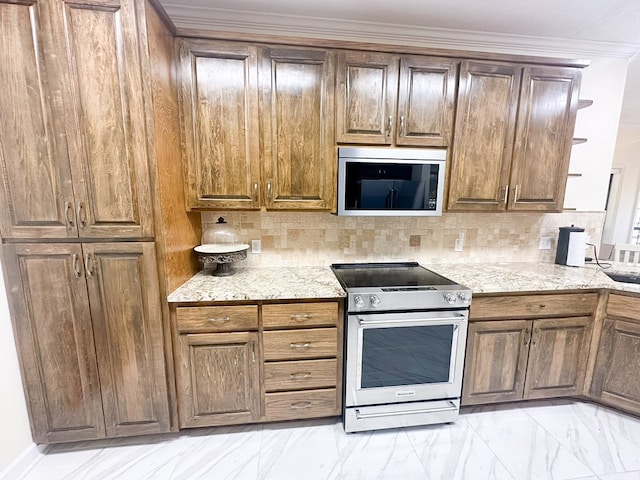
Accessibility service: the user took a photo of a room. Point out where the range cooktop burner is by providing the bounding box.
[330,262,455,288]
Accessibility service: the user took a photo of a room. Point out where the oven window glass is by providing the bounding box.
[360,325,454,388]
[344,162,440,211]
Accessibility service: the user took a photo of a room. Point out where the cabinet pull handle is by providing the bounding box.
[503,185,509,204]
[84,253,93,277]
[266,181,272,200]
[251,341,256,363]
[532,328,538,346]
[290,402,312,410]
[72,254,82,278]
[290,372,311,379]
[290,342,311,349]
[386,115,392,137]
[207,316,230,322]
[290,313,312,320]
[524,327,531,345]
[253,181,259,204]
[76,202,86,227]
[513,185,520,204]
[64,202,74,227]
[400,115,405,136]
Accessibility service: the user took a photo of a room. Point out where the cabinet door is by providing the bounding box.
[396,56,457,146]
[84,242,170,437]
[0,0,77,239]
[2,243,104,443]
[176,331,260,428]
[178,39,260,209]
[336,51,398,144]
[447,62,521,211]
[260,48,335,210]
[57,0,154,237]
[592,309,640,415]
[524,317,591,399]
[462,320,531,405]
[509,66,581,211]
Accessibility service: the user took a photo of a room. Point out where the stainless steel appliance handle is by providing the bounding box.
[358,316,464,327]
[355,402,457,419]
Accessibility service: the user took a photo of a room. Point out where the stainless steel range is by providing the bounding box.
[331,262,471,433]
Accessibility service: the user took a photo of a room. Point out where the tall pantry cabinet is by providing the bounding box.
[0,0,194,443]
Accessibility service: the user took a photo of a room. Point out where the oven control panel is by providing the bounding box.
[349,289,471,312]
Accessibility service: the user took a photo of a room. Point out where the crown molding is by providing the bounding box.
[162,4,640,59]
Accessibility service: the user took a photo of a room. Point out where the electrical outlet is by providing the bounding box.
[539,236,552,250]
[251,239,261,254]
[454,232,464,252]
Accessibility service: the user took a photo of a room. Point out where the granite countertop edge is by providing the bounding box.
[167,262,640,303]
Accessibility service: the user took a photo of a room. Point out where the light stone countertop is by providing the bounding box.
[167,266,346,303]
[427,262,640,295]
[167,262,640,303]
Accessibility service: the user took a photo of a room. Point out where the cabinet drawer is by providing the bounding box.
[262,302,338,329]
[264,359,337,392]
[264,388,338,420]
[607,294,640,321]
[471,293,598,320]
[176,306,258,333]
[263,328,337,360]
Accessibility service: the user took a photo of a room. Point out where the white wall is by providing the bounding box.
[0,261,33,472]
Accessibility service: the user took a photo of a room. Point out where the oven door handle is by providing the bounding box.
[355,401,458,419]
[357,316,463,327]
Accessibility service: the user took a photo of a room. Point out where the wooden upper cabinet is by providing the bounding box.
[448,62,581,212]
[84,242,170,437]
[396,56,457,146]
[336,51,398,144]
[509,66,581,211]
[59,0,153,237]
[447,62,521,211]
[0,0,76,239]
[259,48,336,210]
[178,39,260,210]
[2,243,105,443]
[0,0,153,239]
[336,51,457,146]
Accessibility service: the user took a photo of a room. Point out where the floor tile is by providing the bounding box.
[405,416,515,480]
[522,401,640,476]
[465,404,595,480]
[599,472,640,480]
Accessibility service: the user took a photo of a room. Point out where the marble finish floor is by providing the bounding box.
[8,400,640,480]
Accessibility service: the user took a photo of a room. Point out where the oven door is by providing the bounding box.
[344,309,468,408]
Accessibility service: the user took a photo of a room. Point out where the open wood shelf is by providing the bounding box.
[578,99,593,109]
[572,137,587,145]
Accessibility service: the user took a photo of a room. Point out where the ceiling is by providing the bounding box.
[159,0,640,125]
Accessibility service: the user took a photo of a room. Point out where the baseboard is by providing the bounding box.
[0,443,48,480]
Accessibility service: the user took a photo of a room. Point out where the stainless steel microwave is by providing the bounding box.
[337,147,447,216]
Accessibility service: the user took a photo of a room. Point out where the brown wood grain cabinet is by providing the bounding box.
[173,300,342,428]
[591,294,640,416]
[0,0,153,239]
[336,51,457,146]
[3,242,170,443]
[462,293,595,406]
[448,62,581,212]
[178,40,336,211]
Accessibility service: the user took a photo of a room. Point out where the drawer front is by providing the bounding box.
[264,388,338,420]
[263,328,337,360]
[176,305,258,333]
[607,294,640,321]
[264,359,337,392]
[263,302,339,329]
[471,293,598,320]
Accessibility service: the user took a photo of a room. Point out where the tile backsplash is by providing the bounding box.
[201,211,605,267]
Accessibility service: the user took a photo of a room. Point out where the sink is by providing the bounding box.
[604,271,640,284]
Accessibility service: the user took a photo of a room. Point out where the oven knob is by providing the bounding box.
[443,293,457,304]
[369,295,381,307]
[354,296,365,308]
[458,292,471,304]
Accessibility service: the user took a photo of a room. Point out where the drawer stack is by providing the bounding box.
[262,302,341,421]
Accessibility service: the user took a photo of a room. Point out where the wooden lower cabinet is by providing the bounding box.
[173,300,342,428]
[591,294,640,415]
[176,331,261,428]
[462,294,594,406]
[3,242,170,443]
